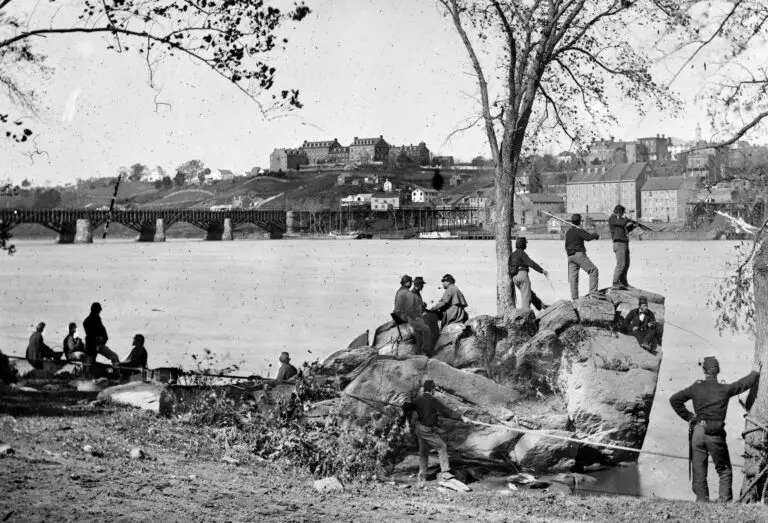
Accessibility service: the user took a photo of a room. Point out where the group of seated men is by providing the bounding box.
[25,316,148,375]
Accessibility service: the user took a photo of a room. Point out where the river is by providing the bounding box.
[0,237,755,500]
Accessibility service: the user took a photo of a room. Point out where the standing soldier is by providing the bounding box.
[565,214,600,299]
[410,277,434,353]
[608,204,637,289]
[669,357,759,502]
[403,380,470,482]
[509,237,549,311]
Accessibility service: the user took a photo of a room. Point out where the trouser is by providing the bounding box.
[567,252,599,299]
[691,423,733,502]
[513,271,532,310]
[415,422,450,475]
[94,344,120,366]
[512,272,546,311]
[408,317,433,354]
[633,326,657,348]
[612,241,631,286]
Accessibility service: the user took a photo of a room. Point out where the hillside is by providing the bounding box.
[3,169,494,212]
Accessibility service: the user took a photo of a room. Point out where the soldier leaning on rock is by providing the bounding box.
[669,357,759,502]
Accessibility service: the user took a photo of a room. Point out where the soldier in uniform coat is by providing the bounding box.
[670,357,759,502]
[428,274,468,328]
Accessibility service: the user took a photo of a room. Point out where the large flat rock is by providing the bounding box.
[97,382,174,415]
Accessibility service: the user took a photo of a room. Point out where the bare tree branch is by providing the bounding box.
[668,0,744,86]
[439,0,500,163]
[687,111,768,153]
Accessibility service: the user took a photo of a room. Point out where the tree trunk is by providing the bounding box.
[741,240,768,503]
[495,157,515,316]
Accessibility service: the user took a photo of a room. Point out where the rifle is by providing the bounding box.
[539,210,587,232]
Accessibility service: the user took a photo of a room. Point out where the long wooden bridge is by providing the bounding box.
[0,207,485,243]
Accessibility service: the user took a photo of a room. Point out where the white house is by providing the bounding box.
[371,193,400,211]
[383,179,393,193]
[411,185,438,203]
[140,168,164,183]
[341,193,373,207]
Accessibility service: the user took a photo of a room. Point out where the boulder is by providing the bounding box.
[346,330,369,350]
[314,477,344,493]
[511,430,580,471]
[342,356,428,417]
[605,288,665,307]
[537,300,578,335]
[513,329,563,388]
[97,382,174,415]
[572,296,616,328]
[321,346,378,376]
[557,327,661,462]
[426,359,521,416]
[372,320,419,356]
[342,355,523,461]
[433,313,535,372]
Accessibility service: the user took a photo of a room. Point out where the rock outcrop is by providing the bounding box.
[323,287,666,472]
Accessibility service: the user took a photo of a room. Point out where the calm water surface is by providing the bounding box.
[0,237,755,500]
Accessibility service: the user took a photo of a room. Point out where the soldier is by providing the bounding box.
[410,277,434,353]
[25,322,62,369]
[403,379,470,482]
[276,352,298,382]
[508,237,549,311]
[565,213,600,299]
[428,274,468,327]
[669,357,759,502]
[608,204,637,289]
[393,275,414,324]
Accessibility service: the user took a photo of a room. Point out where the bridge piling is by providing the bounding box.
[57,219,93,244]
[137,219,166,242]
[204,218,233,241]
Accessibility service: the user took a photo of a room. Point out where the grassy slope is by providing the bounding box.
[1,386,767,522]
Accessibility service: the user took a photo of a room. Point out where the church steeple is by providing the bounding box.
[695,122,702,142]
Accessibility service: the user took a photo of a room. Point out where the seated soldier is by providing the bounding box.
[63,322,88,362]
[276,352,298,383]
[25,322,63,369]
[121,334,148,369]
[625,296,660,352]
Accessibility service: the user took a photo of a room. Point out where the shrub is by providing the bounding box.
[175,357,410,481]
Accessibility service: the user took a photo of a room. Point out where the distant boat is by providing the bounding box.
[419,231,456,239]
[329,230,361,239]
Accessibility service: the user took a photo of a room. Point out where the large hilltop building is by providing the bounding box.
[269,148,308,171]
[586,135,672,165]
[271,134,431,169]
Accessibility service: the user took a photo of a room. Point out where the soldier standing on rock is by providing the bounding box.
[403,380,470,482]
[565,213,600,299]
[669,357,759,502]
[608,205,637,290]
[509,237,549,311]
[410,277,434,353]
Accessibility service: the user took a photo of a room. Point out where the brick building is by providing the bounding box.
[567,162,656,218]
[637,135,672,162]
[270,148,308,171]
[300,139,343,165]
[389,142,431,165]
[640,176,699,221]
[349,136,390,164]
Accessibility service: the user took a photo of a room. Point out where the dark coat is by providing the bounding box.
[26,331,54,366]
[670,372,758,423]
[608,214,637,243]
[83,313,108,356]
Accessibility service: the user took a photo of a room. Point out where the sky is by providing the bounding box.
[0,0,749,186]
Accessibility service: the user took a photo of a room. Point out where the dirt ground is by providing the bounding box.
[1,386,767,523]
